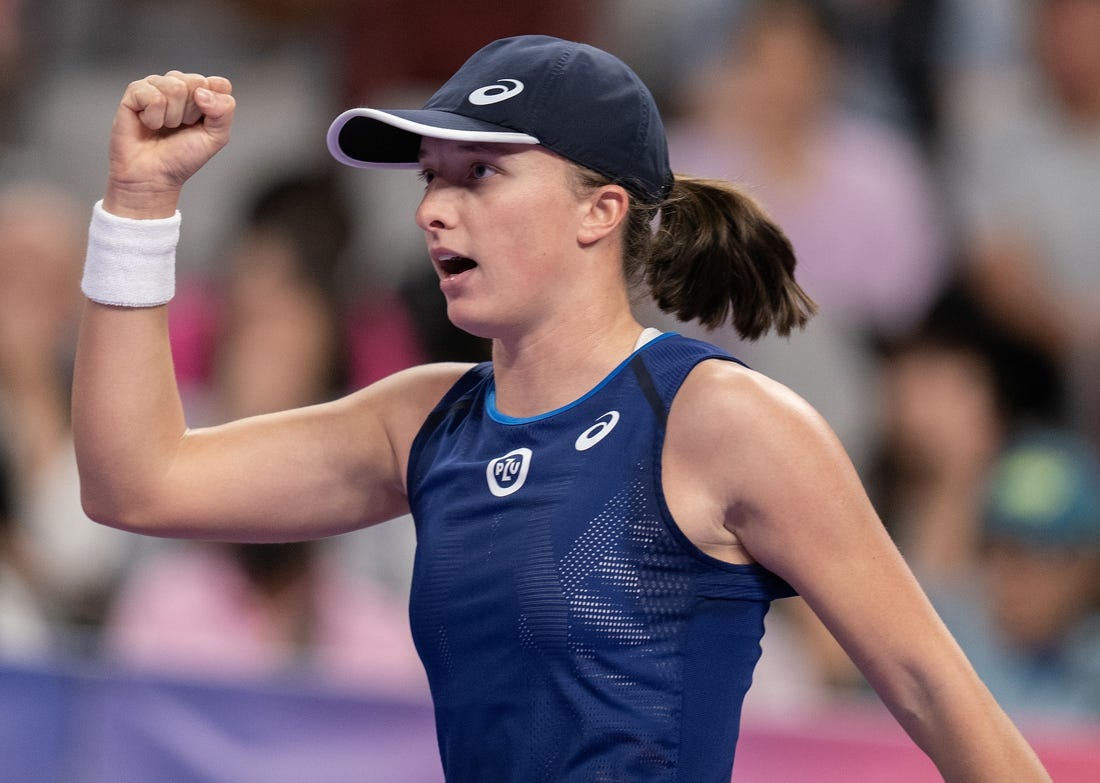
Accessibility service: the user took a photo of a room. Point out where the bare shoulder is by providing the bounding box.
[674,357,858,502]
[666,358,866,573]
[337,361,474,464]
[341,361,473,426]
[351,361,474,405]
[670,358,836,459]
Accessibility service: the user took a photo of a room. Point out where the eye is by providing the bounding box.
[417,169,436,186]
[470,163,496,181]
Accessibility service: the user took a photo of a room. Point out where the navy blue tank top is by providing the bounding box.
[406,333,795,782]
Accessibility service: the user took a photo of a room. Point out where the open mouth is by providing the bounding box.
[438,255,478,276]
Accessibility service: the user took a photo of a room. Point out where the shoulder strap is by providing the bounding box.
[631,334,744,419]
[417,362,492,434]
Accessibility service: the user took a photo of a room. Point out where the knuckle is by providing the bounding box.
[165,69,208,90]
[162,77,188,100]
[143,88,166,108]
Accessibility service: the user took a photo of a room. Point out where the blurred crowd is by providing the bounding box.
[0,0,1098,725]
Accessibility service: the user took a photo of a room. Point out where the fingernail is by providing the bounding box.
[195,88,212,100]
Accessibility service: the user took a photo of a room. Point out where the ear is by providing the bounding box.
[576,184,629,246]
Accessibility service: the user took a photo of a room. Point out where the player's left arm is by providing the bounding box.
[674,360,1050,783]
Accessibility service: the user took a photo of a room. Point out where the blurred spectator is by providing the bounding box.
[936,0,1029,126]
[105,169,426,693]
[603,0,959,152]
[928,427,1100,720]
[0,180,141,638]
[947,0,1100,444]
[170,168,425,420]
[870,281,1066,581]
[827,0,949,153]
[220,167,425,395]
[0,181,82,485]
[663,0,946,470]
[105,538,427,694]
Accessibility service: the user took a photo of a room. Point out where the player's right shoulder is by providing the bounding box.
[343,361,472,407]
[374,362,477,472]
[340,361,475,438]
[383,361,476,401]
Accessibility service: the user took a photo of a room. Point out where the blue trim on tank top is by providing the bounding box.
[486,331,678,425]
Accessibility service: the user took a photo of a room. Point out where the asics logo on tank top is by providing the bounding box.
[486,447,533,497]
[468,79,524,105]
[574,411,620,452]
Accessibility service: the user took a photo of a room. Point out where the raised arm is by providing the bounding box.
[667,360,1051,782]
[72,72,463,542]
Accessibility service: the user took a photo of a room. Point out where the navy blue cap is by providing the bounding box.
[983,429,1100,548]
[327,35,674,205]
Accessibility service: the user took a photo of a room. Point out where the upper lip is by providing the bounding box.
[430,247,461,264]
[431,247,476,277]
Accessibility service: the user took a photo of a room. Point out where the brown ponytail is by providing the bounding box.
[645,175,816,339]
[573,168,816,340]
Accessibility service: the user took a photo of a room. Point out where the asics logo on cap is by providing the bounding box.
[486,447,533,497]
[468,79,524,106]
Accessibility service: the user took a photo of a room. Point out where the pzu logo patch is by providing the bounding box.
[486,447,533,497]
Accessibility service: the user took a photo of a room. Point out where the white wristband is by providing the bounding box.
[81,199,181,307]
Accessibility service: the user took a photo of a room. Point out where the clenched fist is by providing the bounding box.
[104,70,235,219]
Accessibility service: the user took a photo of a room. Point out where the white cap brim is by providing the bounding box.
[327,107,541,170]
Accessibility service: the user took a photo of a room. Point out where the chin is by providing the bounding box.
[445,306,498,341]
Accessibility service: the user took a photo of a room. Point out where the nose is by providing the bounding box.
[414,183,456,233]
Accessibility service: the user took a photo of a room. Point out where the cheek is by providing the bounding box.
[490,195,577,267]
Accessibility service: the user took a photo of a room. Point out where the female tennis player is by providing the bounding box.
[73,35,1050,782]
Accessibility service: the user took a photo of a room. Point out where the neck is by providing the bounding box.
[490,312,645,418]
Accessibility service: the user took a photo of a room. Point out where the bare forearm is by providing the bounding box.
[72,301,188,526]
[874,655,1051,782]
[921,708,1049,782]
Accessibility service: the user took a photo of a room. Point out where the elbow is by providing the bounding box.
[79,483,162,535]
[76,447,173,534]
[79,490,134,532]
